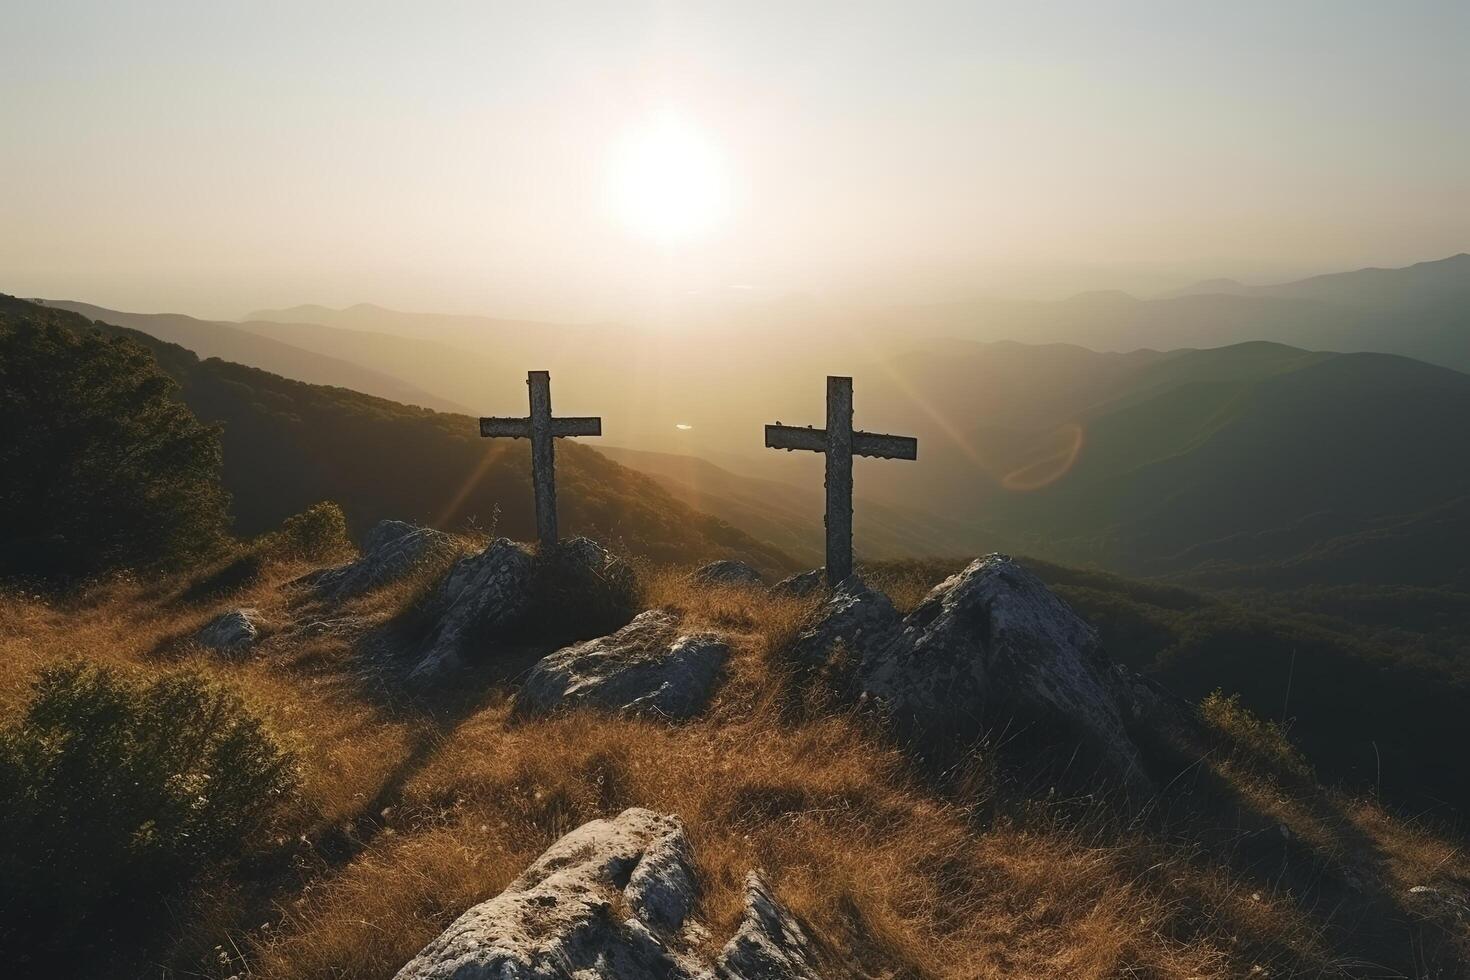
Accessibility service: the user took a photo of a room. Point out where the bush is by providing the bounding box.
[0,309,230,581]
[0,662,298,964]
[517,542,642,647]
[267,500,352,562]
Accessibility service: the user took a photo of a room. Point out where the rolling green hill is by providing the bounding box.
[845,339,1470,587]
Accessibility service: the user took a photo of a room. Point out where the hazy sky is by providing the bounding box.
[3,1,1466,321]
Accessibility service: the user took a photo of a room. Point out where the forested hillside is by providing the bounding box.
[0,296,791,574]
[850,340,1470,587]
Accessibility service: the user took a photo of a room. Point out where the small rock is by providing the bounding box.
[314,520,457,601]
[692,560,765,588]
[515,610,730,720]
[195,608,262,654]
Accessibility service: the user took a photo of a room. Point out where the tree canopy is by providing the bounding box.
[0,305,229,580]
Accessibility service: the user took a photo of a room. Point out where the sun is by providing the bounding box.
[606,113,731,245]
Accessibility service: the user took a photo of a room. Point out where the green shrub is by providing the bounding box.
[1199,689,1311,782]
[0,661,297,963]
[517,542,642,647]
[0,310,230,581]
[267,500,352,562]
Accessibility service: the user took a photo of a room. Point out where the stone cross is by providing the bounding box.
[765,376,917,584]
[480,370,601,550]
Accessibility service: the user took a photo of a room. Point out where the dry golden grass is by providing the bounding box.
[3,553,1467,979]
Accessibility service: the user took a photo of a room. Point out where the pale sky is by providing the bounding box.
[2,0,1466,321]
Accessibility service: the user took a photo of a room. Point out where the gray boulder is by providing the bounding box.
[194,608,262,654]
[515,610,730,720]
[392,808,826,980]
[692,560,765,588]
[797,555,1165,788]
[409,538,536,682]
[770,569,825,598]
[315,520,457,601]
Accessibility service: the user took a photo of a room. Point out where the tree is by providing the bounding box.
[0,306,230,580]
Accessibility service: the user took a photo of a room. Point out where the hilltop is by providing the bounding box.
[4,290,1469,978]
[2,527,1466,978]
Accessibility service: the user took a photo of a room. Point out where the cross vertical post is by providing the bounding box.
[479,371,602,552]
[825,376,855,583]
[765,376,917,585]
[527,371,557,550]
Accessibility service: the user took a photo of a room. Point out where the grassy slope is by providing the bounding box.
[2,550,1467,979]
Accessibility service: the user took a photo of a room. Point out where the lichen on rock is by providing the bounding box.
[515,609,730,720]
[391,807,827,980]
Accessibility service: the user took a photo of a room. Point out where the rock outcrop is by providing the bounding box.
[718,873,825,980]
[788,577,900,669]
[771,569,825,598]
[692,560,765,588]
[314,520,457,601]
[405,536,633,683]
[515,610,730,720]
[194,608,261,654]
[409,538,535,682]
[794,555,1175,787]
[392,808,826,980]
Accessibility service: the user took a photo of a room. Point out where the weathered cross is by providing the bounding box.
[765,376,917,584]
[480,370,601,550]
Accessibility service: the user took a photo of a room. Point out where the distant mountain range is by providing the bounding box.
[889,252,1470,371]
[23,253,1470,588]
[843,338,1470,586]
[37,300,466,412]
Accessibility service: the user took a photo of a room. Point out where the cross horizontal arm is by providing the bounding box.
[853,430,918,460]
[480,417,533,438]
[549,417,602,438]
[765,424,827,453]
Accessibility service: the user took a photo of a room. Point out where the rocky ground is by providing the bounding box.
[3,522,1468,979]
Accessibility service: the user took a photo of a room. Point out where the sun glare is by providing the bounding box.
[607,113,731,245]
